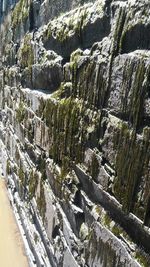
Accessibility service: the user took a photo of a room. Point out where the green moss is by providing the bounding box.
[38,84,99,178]
[28,121,34,143]
[114,130,138,212]
[111,225,122,237]
[33,232,39,244]
[135,250,150,267]
[129,61,146,129]
[43,6,88,43]
[15,147,20,161]
[19,34,34,69]
[103,213,112,227]
[37,181,46,222]
[118,57,146,129]
[43,98,56,128]
[16,102,26,123]
[12,0,30,28]
[52,83,72,99]
[18,168,25,185]
[29,170,39,199]
[60,156,71,179]
[6,159,11,175]
[95,205,103,216]
[88,154,99,181]
[45,98,81,164]
[114,124,150,214]
[46,27,52,39]
[70,57,102,108]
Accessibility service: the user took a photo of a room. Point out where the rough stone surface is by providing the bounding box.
[0,0,150,266]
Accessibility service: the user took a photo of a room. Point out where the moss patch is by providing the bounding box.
[12,0,30,28]
[29,170,39,199]
[16,102,26,123]
[37,181,46,222]
[19,34,34,69]
[114,124,150,215]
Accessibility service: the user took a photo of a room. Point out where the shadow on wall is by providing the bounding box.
[121,23,150,53]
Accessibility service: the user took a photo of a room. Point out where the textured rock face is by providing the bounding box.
[0,0,150,266]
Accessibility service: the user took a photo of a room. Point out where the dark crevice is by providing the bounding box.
[29,2,35,32]
[52,225,60,239]
[144,197,150,227]
[120,24,150,54]
[101,157,107,166]
[75,212,85,232]
[74,190,82,208]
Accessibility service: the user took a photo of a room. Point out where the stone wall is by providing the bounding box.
[0,0,150,266]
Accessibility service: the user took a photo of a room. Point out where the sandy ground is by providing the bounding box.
[0,178,29,267]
